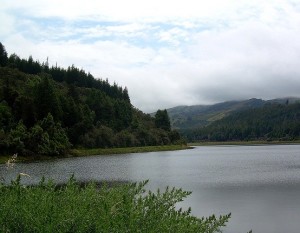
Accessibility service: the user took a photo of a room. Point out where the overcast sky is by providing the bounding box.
[1,0,300,112]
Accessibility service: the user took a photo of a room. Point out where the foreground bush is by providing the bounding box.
[0,176,230,232]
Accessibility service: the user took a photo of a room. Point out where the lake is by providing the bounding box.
[1,144,300,233]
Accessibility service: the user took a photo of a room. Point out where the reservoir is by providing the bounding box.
[1,144,300,233]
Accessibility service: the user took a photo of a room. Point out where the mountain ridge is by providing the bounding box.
[166,97,300,130]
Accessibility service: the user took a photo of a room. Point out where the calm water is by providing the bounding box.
[1,145,300,233]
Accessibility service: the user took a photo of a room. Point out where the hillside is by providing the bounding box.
[167,98,300,130]
[167,98,264,129]
[0,42,183,157]
[183,102,300,142]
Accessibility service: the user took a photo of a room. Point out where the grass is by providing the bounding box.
[0,145,191,164]
[189,140,300,146]
[0,175,231,233]
[70,144,191,157]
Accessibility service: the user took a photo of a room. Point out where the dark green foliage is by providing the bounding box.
[169,129,185,144]
[114,129,139,147]
[113,99,132,130]
[27,114,71,155]
[34,74,62,121]
[0,42,184,156]
[7,53,42,74]
[0,113,71,156]
[59,95,82,128]
[80,125,114,148]
[0,176,230,232]
[8,121,27,154]
[0,101,12,130]
[0,42,8,67]
[185,103,300,142]
[4,43,129,102]
[86,89,114,126]
[155,109,171,131]
[167,99,266,130]
[13,95,36,127]
[2,74,19,107]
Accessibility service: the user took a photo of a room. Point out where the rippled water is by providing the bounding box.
[1,145,300,233]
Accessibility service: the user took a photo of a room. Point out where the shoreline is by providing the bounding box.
[189,140,300,146]
[0,144,190,164]
[2,141,299,164]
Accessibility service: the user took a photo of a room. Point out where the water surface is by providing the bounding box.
[1,145,300,233]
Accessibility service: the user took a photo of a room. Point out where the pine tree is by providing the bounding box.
[155,109,171,131]
[0,42,8,66]
[34,75,62,120]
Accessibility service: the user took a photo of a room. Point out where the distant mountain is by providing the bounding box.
[184,101,300,142]
[167,98,300,130]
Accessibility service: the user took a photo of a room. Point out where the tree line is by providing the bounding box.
[183,102,300,142]
[0,43,129,102]
[0,42,184,156]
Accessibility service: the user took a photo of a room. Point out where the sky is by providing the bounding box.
[1,0,300,113]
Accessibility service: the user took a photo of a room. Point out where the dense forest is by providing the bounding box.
[167,98,266,130]
[0,42,183,156]
[183,102,300,142]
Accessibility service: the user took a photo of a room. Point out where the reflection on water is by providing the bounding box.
[1,145,300,233]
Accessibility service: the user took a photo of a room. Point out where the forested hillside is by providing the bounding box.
[184,102,300,142]
[167,98,300,130]
[0,42,183,156]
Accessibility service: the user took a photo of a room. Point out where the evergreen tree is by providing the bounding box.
[0,44,185,154]
[34,74,62,120]
[155,109,171,131]
[0,42,8,66]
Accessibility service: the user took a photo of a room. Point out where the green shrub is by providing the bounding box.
[0,176,230,233]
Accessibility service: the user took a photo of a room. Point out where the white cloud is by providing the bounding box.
[2,0,242,21]
[2,0,300,112]
[157,27,189,46]
[4,0,287,23]
[0,11,15,38]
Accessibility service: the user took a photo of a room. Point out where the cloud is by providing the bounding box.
[2,0,300,113]
[0,11,15,38]
[2,0,245,21]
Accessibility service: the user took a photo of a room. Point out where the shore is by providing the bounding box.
[189,140,300,146]
[70,144,190,157]
[2,141,300,164]
[0,144,190,164]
